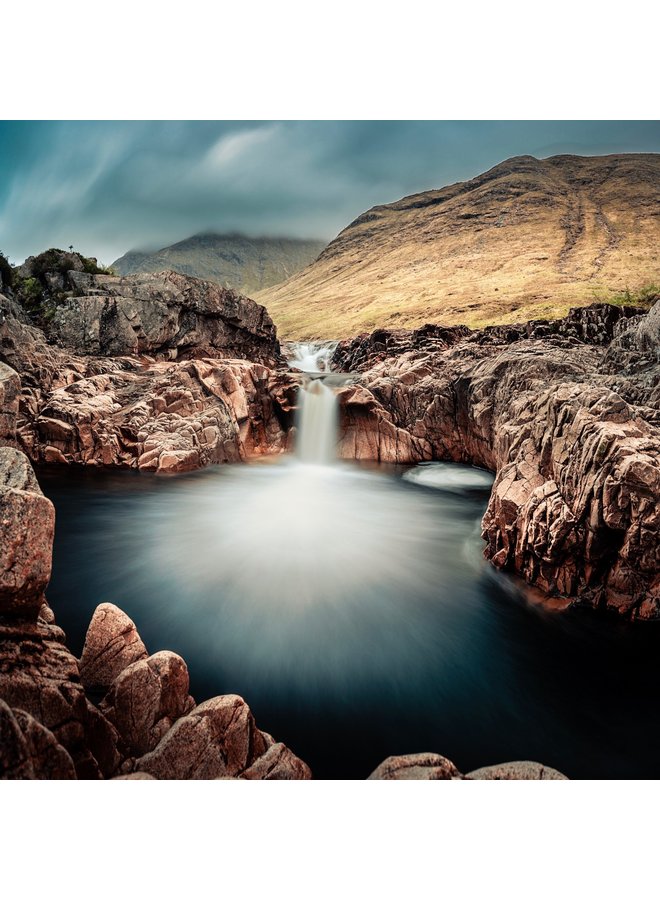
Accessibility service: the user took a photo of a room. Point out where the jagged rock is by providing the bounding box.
[332,302,660,618]
[367,753,462,780]
[101,651,195,756]
[0,297,290,470]
[465,761,568,780]
[79,603,148,694]
[133,694,290,780]
[48,270,282,366]
[0,447,55,618]
[241,742,312,780]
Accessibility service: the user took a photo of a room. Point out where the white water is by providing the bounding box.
[296,379,338,465]
[287,341,338,374]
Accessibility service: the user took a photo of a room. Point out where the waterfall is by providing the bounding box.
[296,378,338,465]
[287,341,338,374]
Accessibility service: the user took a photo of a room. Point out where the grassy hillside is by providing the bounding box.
[257,154,660,339]
[112,232,325,296]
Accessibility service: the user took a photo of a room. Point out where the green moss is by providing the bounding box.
[592,281,660,310]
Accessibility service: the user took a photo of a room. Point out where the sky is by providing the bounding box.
[1,120,659,265]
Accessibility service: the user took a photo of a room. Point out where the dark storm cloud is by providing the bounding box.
[1,120,659,264]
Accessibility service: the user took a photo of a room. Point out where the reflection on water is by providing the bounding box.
[38,460,660,779]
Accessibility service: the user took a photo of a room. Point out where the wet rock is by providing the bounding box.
[79,603,148,694]
[367,753,462,780]
[465,761,568,780]
[101,651,195,756]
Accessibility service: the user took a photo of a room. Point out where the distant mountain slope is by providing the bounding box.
[112,233,326,296]
[257,154,660,339]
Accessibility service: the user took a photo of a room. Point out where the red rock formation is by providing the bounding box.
[367,754,568,780]
[0,293,290,472]
[332,303,660,618]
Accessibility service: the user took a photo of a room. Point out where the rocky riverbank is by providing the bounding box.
[0,256,658,621]
[330,303,660,619]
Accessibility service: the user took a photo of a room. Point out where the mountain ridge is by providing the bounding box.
[111,232,326,296]
[257,153,660,339]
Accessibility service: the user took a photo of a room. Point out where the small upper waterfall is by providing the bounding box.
[286,341,338,375]
[285,341,340,465]
[296,378,338,465]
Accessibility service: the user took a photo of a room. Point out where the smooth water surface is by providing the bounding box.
[38,460,660,779]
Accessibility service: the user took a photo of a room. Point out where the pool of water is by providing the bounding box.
[38,459,660,779]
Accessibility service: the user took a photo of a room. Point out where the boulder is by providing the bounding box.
[79,603,148,694]
[101,651,195,756]
[133,694,289,780]
[368,753,568,780]
[465,761,568,780]
[367,753,462,780]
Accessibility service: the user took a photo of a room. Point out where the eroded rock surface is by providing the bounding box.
[367,753,568,780]
[79,603,149,694]
[16,263,282,366]
[331,302,660,618]
[0,292,290,471]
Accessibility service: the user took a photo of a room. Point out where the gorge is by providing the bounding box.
[1,236,659,779]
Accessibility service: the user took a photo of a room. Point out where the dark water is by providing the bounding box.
[38,460,660,780]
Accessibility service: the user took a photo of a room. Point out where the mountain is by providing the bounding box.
[257,154,660,339]
[111,233,326,295]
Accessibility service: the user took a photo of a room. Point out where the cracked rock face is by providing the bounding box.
[79,603,149,694]
[0,294,290,472]
[332,303,660,618]
[47,270,282,367]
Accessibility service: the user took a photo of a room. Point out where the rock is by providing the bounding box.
[79,603,148,694]
[367,753,462,780]
[112,772,156,780]
[368,753,568,780]
[84,699,123,779]
[101,651,195,756]
[133,694,273,780]
[0,361,20,444]
[0,700,37,779]
[0,301,290,469]
[0,447,55,618]
[465,761,568,780]
[10,707,77,779]
[332,301,660,618]
[0,619,101,777]
[48,270,282,366]
[241,742,312,780]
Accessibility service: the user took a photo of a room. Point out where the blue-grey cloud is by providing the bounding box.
[1,120,659,264]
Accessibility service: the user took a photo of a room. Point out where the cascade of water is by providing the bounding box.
[296,378,338,465]
[288,341,338,374]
